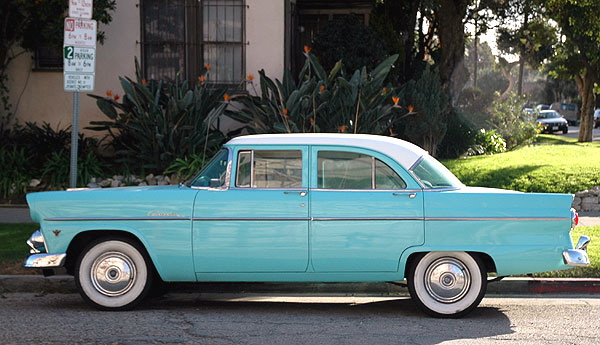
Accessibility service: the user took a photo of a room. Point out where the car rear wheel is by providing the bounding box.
[407,252,486,318]
[75,237,153,310]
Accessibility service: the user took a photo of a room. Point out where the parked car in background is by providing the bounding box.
[536,110,569,134]
[594,109,600,128]
[551,103,579,125]
[24,134,589,318]
[535,104,550,111]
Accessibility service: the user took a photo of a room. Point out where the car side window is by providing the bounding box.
[236,150,303,188]
[317,151,406,189]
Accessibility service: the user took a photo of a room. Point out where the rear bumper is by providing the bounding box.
[563,236,591,267]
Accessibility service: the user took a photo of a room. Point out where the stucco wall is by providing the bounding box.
[7,1,140,136]
[246,0,285,93]
[6,0,285,136]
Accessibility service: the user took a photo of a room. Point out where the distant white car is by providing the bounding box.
[536,110,568,134]
[594,109,600,128]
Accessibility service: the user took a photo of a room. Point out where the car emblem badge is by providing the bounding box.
[53,230,61,237]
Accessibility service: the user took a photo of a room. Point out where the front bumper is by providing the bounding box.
[23,230,67,269]
[24,253,67,268]
[563,235,591,267]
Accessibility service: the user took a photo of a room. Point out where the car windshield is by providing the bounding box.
[411,156,463,189]
[188,149,229,187]
[538,111,561,119]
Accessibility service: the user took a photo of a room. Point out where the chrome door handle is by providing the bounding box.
[393,192,417,199]
[284,191,307,197]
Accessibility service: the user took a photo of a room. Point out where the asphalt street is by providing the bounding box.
[0,293,599,345]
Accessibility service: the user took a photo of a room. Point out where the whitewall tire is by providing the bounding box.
[75,238,153,310]
[408,252,487,318]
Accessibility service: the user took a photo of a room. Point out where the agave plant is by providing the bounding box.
[88,59,228,172]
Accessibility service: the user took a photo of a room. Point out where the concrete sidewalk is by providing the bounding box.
[1,275,599,296]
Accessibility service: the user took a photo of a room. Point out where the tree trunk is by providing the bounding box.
[473,34,478,89]
[575,69,595,142]
[436,0,469,104]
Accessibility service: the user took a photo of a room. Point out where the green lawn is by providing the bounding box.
[0,223,597,277]
[443,135,600,194]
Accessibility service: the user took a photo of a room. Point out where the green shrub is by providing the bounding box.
[467,129,507,156]
[0,148,31,198]
[437,110,478,159]
[164,154,207,181]
[489,92,538,150]
[88,59,228,173]
[397,66,449,156]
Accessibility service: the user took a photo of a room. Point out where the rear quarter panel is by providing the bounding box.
[401,188,574,276]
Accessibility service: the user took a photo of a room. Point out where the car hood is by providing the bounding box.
[537,117,567,124]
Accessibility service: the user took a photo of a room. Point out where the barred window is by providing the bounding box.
[141,0,245,87]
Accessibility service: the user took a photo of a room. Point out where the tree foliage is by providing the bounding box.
[543,0,600,142]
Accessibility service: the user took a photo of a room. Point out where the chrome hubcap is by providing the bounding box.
[424,257,471,303]
[90,251,136,297]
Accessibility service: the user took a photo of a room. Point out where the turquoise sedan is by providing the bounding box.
[24,134,590,317]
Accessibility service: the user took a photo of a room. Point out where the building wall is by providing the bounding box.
[7,0,285,136]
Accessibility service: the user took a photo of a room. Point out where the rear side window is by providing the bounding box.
[317,151,406,189]
[236,150,302,188]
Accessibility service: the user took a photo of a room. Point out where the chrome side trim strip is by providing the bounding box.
[44,216,571,222]
[425,217,571,221]
[45,217,191,221]
[193,217,308,221]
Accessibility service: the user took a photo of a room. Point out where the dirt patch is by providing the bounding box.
[0,260,40,275]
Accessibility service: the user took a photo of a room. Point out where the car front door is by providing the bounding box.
[309,147,424,272]
[193,146,310,273]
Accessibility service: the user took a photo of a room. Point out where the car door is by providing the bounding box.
[309,146,424,272]
[193,146,310,273]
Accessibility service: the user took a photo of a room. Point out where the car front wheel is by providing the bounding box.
[75,238,153,310]
[407,252,487,318]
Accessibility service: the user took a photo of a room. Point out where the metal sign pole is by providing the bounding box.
[69,91,80,188]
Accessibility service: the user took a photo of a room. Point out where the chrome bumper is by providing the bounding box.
[24,253,67,268]
[23,230,66,269]
[563,235,591,267]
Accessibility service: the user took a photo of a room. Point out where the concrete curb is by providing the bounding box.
[1,275,599,296]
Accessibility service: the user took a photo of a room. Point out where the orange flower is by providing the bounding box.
[392,96,400,106]
[282,109,289,118]
[304,45,312,54]
[223,94,230,103]
[389,128,393,135]
[142,78,148,85]
[205,64,211,71]
[106,90,112,98]
[247,74,254,81]
[198,75,206,83]
[113,94,120,101]
[408,105,414,112]
[338,125,347,132]
[319,85,326,92]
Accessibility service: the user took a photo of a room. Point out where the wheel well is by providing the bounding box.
[64,230,148,275]
[404,251,497,279]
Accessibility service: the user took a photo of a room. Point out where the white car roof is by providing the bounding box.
[225,133,427,170]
